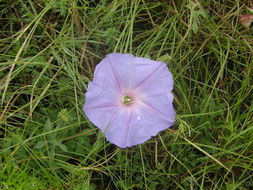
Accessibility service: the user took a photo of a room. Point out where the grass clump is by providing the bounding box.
[0,0,253,189]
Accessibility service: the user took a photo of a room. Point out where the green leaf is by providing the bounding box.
[58,109,70,123]
[192,20,199,33]
[50,140,68,152]
[44,119,52,132]
[34,141,46,149]
[158,54,172,63]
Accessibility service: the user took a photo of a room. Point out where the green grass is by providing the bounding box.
[0,0,253,189]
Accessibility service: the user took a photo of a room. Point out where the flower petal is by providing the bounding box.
[93,53,132,93]
[104,100,175,148]
[140,92,176,122]
[85,105,119,132]
[133,62,174,95]
[105,107,152,148]
[135,103,174,136]
[106,53,135,89]
[84,82,119,108]
[104,108,133,148]
[128,57,166,90]
[84,82,120,131]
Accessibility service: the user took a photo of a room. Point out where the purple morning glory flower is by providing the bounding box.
[83,53,176,148]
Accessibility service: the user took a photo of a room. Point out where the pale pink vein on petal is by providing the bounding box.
[85,104,119,110]
[91,81,117,93]
[134,63,164,91]
[123,109,133,147]
[139,101,173,123]
[108,55,123,92]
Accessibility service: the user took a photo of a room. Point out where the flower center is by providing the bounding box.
[121,95,134,106]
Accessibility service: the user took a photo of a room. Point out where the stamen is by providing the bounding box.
[121,95,133,105]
